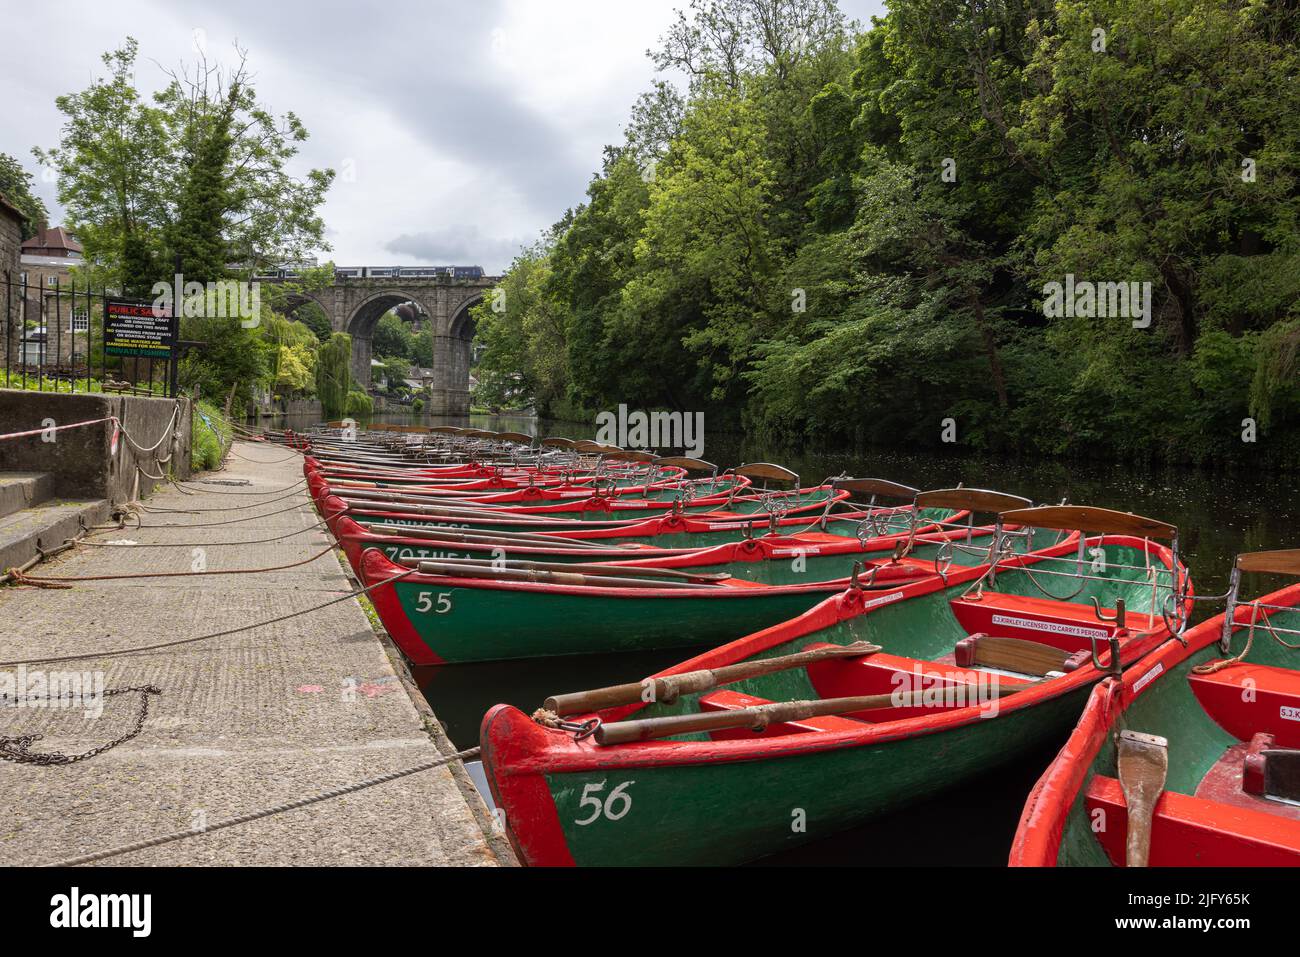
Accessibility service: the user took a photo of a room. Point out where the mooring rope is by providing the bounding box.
[70,515,338,549]
[134,483,311,514]
[43,745,482,867]
[0,567,415,668]
[227,445,305,465]
[10,542,336,584]
[1192,601,1300,674]
[124,499,314,528]
[173,477,308,496]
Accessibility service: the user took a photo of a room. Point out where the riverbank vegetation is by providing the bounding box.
[191,398,233,471]
[29,37,334,411]
[473,0,1300,467]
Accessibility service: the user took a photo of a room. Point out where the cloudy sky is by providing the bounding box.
[3,0,887,273]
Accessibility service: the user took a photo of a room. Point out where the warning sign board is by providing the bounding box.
[103,299,176,358]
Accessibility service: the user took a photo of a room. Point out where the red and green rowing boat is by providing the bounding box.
[479,505,1193,866]
[1009,548,1300,867]
[332,479,944,572]
[358,488,1039,665]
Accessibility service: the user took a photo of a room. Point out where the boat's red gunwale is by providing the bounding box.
[355,516,1014,599]
[1008,580,1300,867]
[493,534,1186,776]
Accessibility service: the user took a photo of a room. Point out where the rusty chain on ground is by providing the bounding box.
[0,685,162,765]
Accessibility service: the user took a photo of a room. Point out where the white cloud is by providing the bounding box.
[1,0,888,274]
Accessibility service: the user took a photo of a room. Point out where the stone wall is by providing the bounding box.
[0,390,193,503]
[0,206,20,276]
[0,201,23,364]
[248,396,322,419]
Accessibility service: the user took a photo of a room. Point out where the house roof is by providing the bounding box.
[20,225,81,256]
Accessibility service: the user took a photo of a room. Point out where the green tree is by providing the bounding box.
[372,312,413,359]
[37,37,334,290]
[292,300,333,342]
[0,153,50,240]
[410,328,434,366]
[315,332,352,419]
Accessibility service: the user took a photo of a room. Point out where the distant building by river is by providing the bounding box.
[19,225,86,367]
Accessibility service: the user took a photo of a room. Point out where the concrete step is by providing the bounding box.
[0,499,111,573]
[0,472,55,521]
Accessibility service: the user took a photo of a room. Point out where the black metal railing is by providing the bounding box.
[2,270,178,397]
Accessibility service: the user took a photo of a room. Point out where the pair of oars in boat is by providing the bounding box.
[354,518,643,550]
[543,642,1029,746]
[333,492,517,511]
[337,494,621,521]
[401,556,732,589]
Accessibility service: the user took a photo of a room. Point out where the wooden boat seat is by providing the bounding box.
[802,643,1029,721]
[697,689,866,738]
[949,591,1156,654]
[1193,734,1300,821]
[1188,662,1300,747]
[1084,773,1300,866]
[953,633,1091,678]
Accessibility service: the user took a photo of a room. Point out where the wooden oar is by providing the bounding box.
[335,493,514,511]
[340,498,584,522]
[1117,729,1168,868]
[594,682,1027,745]
[412,560,720,590]
[412,556,730,582]
[357,523,603,550]
[545,641,882,715]
[331,487,502,504]
[353,518,634,549]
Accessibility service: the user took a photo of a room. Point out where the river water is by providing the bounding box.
[273,410,1298,865]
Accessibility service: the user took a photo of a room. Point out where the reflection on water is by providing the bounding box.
[269,410,1298,865]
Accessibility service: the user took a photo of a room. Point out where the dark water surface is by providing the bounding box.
[272,411,1298,865]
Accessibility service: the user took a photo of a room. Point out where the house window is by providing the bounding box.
[45,275,58,287]
[72,310,89,332]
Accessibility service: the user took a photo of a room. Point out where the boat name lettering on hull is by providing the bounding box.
[1282,705,1300,723]
[990,614,1108,640]
[863,591,906,610]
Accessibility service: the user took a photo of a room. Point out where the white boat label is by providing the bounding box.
[1282,706,1300,723]
[863,591,905,610]
[990,614,1108,640]
[1133,662,1164,694]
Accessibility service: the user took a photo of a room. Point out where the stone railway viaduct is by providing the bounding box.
[267,274,499,415]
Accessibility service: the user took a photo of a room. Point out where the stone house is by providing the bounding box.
[19,225,89,369]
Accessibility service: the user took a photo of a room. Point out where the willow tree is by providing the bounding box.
[316,333,352,419]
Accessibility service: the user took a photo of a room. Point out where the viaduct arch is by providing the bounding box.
[269,274,497,415]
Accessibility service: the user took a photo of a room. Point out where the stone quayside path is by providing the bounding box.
[0,440,510,866]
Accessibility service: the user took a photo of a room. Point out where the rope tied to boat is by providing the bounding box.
[41,745,481,867]
[0,566,417,669]
[1192,600,1300,674]
[531,708,601,738]
[3,567,73,589]
[6,543,336,586]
